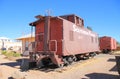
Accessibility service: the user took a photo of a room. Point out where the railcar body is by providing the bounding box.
[99,36,117,53]
[29,14,100,67]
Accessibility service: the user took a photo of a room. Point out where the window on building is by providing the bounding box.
[25,41,29,51]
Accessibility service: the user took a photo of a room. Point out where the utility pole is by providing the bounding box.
[1,39,4,50]
[46,9,52,16]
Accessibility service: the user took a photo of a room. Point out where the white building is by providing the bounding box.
[0,37,22,52]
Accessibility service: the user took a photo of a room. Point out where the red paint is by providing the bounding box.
[99,36,117,51]
[29,14,100,65]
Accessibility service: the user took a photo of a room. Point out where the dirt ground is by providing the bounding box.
[0,52,120,79]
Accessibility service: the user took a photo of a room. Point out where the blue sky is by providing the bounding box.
[0,0,120,42]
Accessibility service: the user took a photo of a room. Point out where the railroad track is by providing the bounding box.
[29,56,98,73]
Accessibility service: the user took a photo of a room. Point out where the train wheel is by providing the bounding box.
[42,58,51,66]
[63,58,69,66]
[37,60,43,68]
[73,56,77,62]
[58,63,64,68]
[89,52,96,58]
[76,55,82,61]
[84,56,89,60]
[67,57,73,64]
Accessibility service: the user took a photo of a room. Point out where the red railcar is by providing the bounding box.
[29,14,100,67]
[99,36,117,53]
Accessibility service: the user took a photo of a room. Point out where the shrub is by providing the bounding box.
[1,50,7,55]
[13,52,21,57]
[1,50,21,57]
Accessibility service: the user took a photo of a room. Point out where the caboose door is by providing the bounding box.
[35,16,50,52]
[36,32,44,52]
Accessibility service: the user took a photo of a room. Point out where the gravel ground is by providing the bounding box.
[0,53,120,79]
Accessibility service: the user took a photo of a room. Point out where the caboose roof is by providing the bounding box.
[29,15,59,26]
[59,14,83,19]
[29,14,83,26]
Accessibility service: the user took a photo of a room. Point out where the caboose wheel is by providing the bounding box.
[89,52,96,58]
[67,57,73,64]
[58,64,64,68]
[37,60,43,68]
[73,56,77,62]
[63,58,69,66]
[29,62,37,69]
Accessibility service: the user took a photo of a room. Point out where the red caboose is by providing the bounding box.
[29,14,100,68]
[99,36,117,53]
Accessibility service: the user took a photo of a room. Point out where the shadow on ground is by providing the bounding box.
[84,73,119,79]
[1,61,21,68]
[107,58,118,72]
[1,58,59,72]
[30,64,58,72]
[8,77,13,79]
[107,58,116,62]
[0,58,27,68]
[1,62,21,68]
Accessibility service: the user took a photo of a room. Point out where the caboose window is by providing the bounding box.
[91,36,94,43]
[70,31,74,41]
[38,33,44,41]
[39,35,43,41]
[76,17,79,25]
[95,37,98,43]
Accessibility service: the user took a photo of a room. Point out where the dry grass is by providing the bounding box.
[0,70,3,79]
[111,51,120,55]
[11,71,26,79]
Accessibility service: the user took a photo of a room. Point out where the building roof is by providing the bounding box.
[16,32,35,40]
[0,37,10,40]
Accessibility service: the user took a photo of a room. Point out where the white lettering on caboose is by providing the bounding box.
[73,25,96,37]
